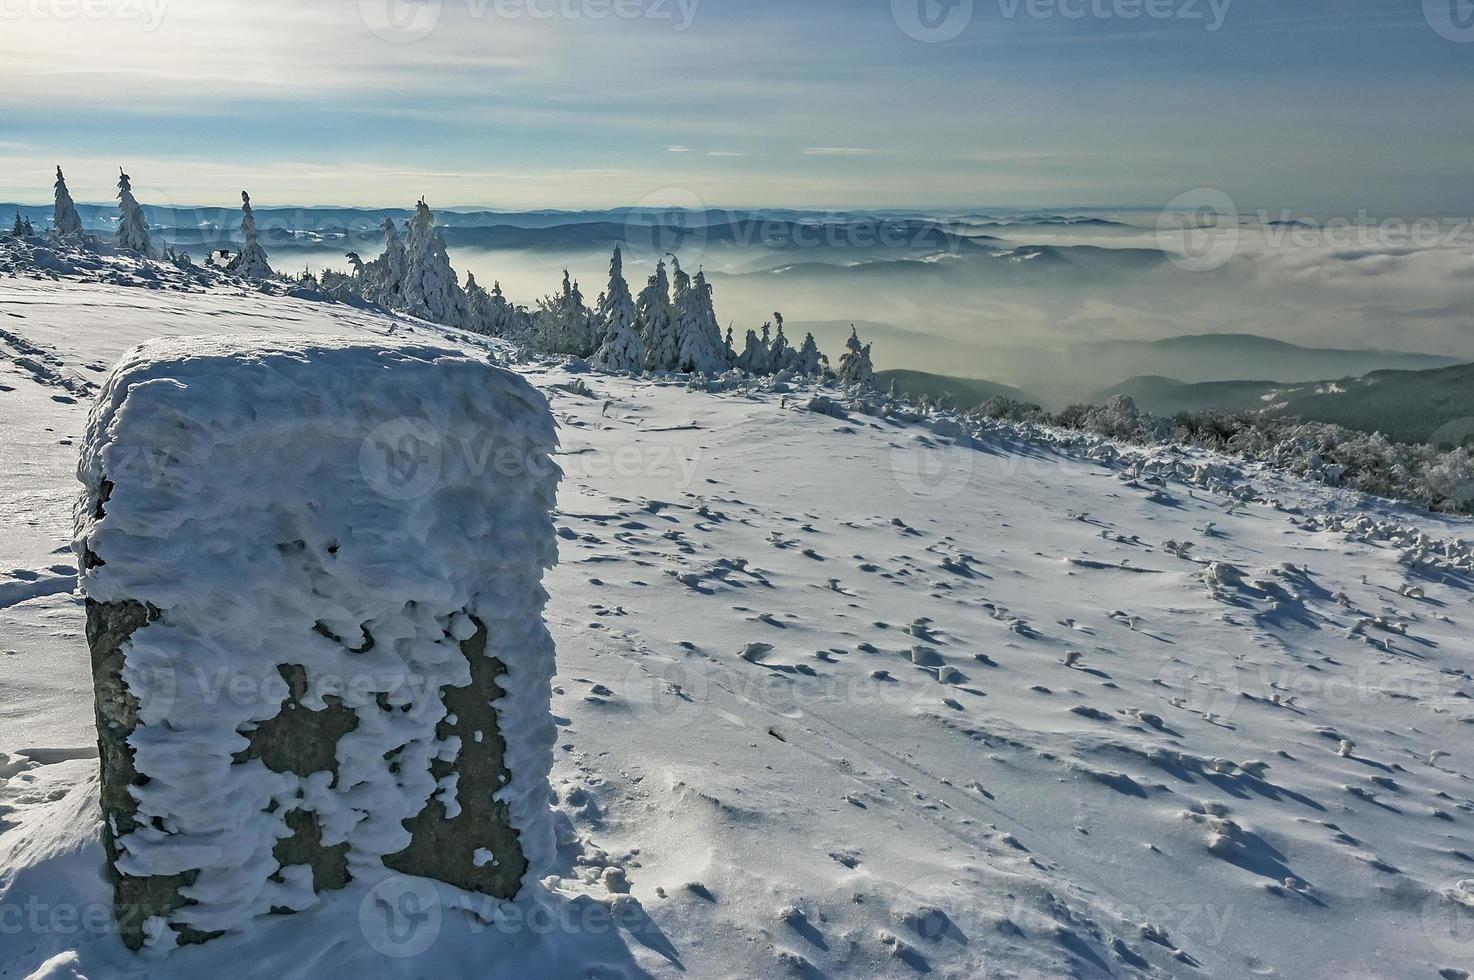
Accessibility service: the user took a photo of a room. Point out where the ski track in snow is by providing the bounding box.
[2,277,1474,978]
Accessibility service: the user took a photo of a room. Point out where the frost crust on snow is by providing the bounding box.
[73,336,560,949]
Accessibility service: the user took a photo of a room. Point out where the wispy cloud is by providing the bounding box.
[802,147,882,157]
[666,145,691,153]
[707,150,747,157]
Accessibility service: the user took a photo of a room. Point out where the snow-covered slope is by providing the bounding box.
[2,277,1474,979]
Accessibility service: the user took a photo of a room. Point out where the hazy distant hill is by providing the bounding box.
[1098,361,1474,446]
[1267,362,1474,445]
[873,369,1027,409]
[1072,334,1459,384]
[989,333,1461,408]
[1091,376,1283,415]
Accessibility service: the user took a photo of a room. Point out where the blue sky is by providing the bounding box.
[1,0,1470,211]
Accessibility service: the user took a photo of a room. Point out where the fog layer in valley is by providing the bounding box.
[57,203,1474,407]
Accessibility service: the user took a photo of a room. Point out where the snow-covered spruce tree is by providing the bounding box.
[769,313,794,373]
[490,281,534,342]
[465,272,496,334]
[592,298,646,373]
[535,269,595,356]
[837,325,875,385]
[115,168,153,256]
[592,246,645,371]
[794,331,824,376]
[401,198,470,328]
[672,262,729,374]
[9,213,23,238]
[738,328,771,375]
[566,274,594,353]
[52,166,85,240]
[858,342,875,383]
[595,246,638,352]
[723,326,737,363]
[361,217,407,308]
[226,192,273,279]
[637,258,679,372]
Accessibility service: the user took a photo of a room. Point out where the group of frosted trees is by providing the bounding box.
[334,197,878,382]
[12,173,879,383]
[8,165,274,281]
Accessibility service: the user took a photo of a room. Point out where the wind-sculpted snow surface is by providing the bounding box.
[74,337,560,951]
[3,279,1474,978]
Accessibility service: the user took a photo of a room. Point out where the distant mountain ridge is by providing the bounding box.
[1097,360,1474,445]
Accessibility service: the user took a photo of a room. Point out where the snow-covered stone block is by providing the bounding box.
[74,337,560,951]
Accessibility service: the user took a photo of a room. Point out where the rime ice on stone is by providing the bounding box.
[74,337,560,951]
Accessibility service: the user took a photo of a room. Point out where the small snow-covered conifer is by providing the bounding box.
[795,331,824,376]
[592,246,645,371]
[362,217,407,307]
[52,166,85,240]
[401,198,470,327]
[592,299,646,373]
[672,262,729,374]
[739,328,771,375]
[226,191,273,279]
[837,325,875,385]
[465,272,496,334]
[769,312,793,372]
[638,259,679,372]
[595,246,638,351]
[490,281,534,342]
[115,168,153,256]
[536,269,595,355]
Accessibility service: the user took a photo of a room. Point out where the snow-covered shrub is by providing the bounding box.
[75,337,561,950]
[972,399,1474,514]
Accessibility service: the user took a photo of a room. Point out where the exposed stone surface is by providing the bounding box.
[384,619,526,898]
[87,597,220,950]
